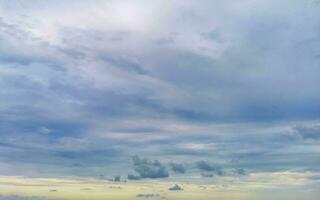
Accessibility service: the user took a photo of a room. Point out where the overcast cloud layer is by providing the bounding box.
[0,0,320,179]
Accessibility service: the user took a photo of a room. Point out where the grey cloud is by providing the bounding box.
[196,161,224,176]
[98,55,147,75]
[294,124,320,140]
[308,174,320,180]
[113,175,121,182]
[196,161,215,171]
[132,156,169,179]
[201,173,214,178]
[127,174,141,180]
[0,19,64,68]
[202,30,221,41]
[170,162,186,173]
[168,184,183,191]
[1,0,320,178]
[233,168,247,176]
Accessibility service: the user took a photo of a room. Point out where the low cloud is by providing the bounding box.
[233,168,247,176]
[113,176,121,182]
[196,161,224,176]
[169,184,183,191]
[128,174,141,180]
[132,156,169,179]
[201,173,214,178]
[170,162,186,173]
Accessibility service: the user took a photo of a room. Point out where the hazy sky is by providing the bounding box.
[0,0,320,186]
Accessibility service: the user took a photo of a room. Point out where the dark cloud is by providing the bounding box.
[233,168,247,176]
[113,176,121,182]
[168,184,183,191]
[170,162,186,173]
[196,161,224,176]
[127,174,141,180]
[201,173,214,178]
[196,161,215,171]
[132,156,169,179]
[294,124,320,140]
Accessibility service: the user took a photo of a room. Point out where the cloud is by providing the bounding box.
[196,161,216,172]
[196,161,224,176]
[168,184,183,191]
[0,0,320,179]
[293,124,320,140]
[127,174,141,180]
[113,176,121,182]
[201,173,214,178]
[131,156,169,179]
[170,162,186,173]
[233,168,247,176]
[308,174,320,180]
[39,127,52,134]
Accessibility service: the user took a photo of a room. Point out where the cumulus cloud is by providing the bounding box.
[131,156,169,179]
[233,168,247,176]
[170,162,186,173]
[127,174,141,180]
[196,161,224,176]
[113,175,121,182]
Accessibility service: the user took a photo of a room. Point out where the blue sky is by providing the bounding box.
[0,0,320,181]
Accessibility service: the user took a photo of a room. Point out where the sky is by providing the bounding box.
[0,0,320,191]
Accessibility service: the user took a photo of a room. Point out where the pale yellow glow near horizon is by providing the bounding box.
[0,172,319,200]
